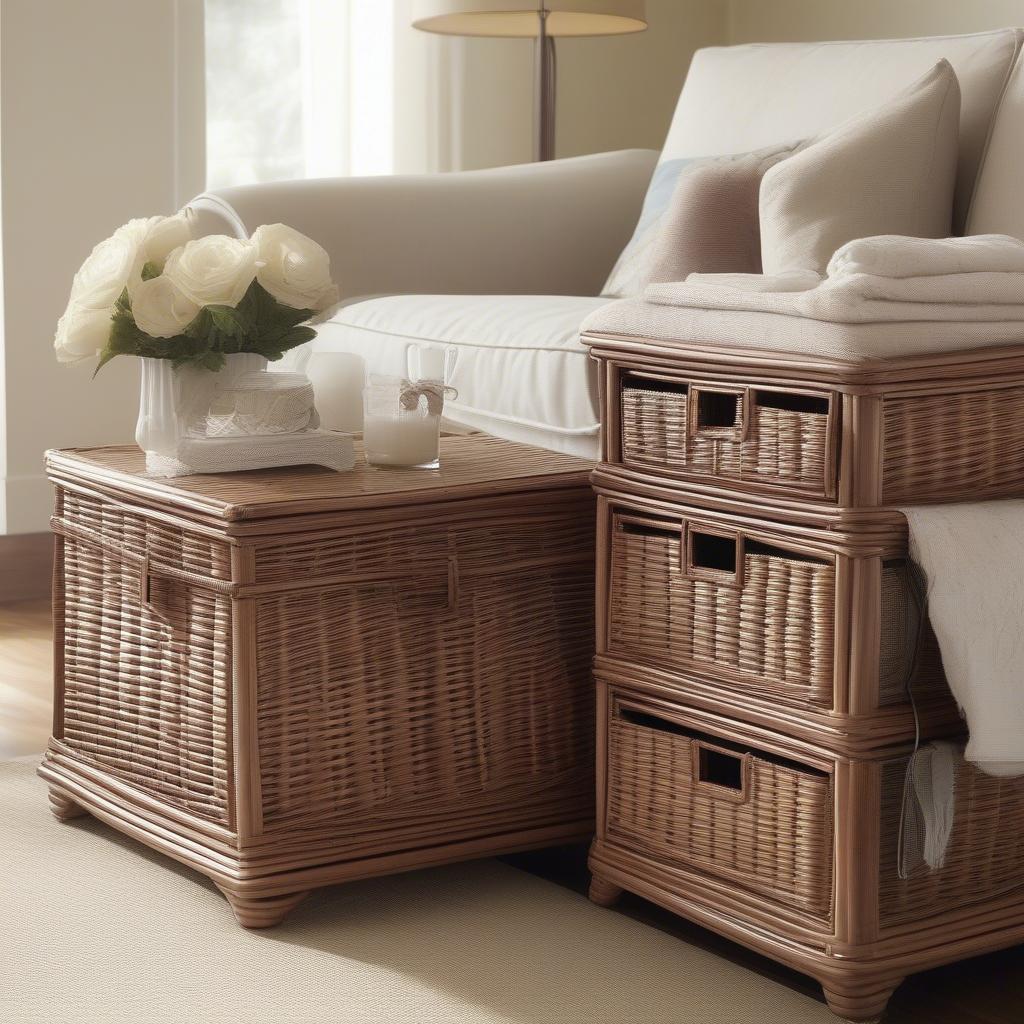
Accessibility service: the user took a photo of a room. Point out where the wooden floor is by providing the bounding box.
[0,598,53,758]
[3,597,1021,1022]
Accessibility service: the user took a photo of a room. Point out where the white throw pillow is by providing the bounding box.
[760,59,961,276]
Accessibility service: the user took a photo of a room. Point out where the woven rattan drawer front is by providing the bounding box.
[882,385,1024,504]
[605,506,947,712]
[607,510,836,704]
[618,371,836,498]
[605,693,834,922]
[58,534,232,826]
[878,751,1024,929]
[253,521,595,847]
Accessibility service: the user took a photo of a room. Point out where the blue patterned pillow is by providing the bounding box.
[601,158,695,298]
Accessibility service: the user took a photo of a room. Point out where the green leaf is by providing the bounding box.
[243,280,315,331]
[205,303,252,339]
[96,279,320,373]
[92,347,120,378]
[173,348,225,372]
[183,306,211,340]
[141,261,161,282]
[93,288,217,374]
[279,325,317,349]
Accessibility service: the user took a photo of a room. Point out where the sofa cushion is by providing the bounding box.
[760,61,961,276]
[581,296,1024,363]
[660,30,1021,234]
[967,46,1024,237]
[303,294,608,459]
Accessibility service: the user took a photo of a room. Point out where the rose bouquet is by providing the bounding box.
[53,213,353,477]
[54,214,339,373]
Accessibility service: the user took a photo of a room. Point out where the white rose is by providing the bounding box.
[142,211,193,272]
[252,223,339,312]
[68,225,146,309]
[131,276,200,338]
[54,302,114,363]
[163,235,257,307]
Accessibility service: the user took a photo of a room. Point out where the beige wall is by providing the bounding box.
[728,0,1024,42]
[448,0,1024,173]
[0,0,205,533]
[451,0,730,170]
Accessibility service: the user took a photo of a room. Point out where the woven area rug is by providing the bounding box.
[2,760,836,1024]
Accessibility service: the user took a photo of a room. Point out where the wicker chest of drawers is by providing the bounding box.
[40,436,596,927]
[584,334,1024,1021]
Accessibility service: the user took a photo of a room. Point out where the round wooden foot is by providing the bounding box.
[215,885,311,928]
[48,788,88,822]
[588,875,623,908]
[822,978,902,1022]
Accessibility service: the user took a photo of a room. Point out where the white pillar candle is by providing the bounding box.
[305,351,366,432]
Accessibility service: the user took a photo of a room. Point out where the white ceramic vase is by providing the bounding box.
[135,353,268,458]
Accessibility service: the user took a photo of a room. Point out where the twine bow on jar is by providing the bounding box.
[399,380,458,416]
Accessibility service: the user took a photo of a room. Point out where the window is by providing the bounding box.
[205,0,394,189]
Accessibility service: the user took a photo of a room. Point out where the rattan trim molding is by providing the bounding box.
[585,332,1024,389]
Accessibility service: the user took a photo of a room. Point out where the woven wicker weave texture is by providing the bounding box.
[600,686,1024,934]
[601,500,948,717]
[621,382,830,494]
[597,348,1024,512]
[584,334,1024,1022]
[43,436,599,927]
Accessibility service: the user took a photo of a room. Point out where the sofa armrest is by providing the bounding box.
[187,150,657,301]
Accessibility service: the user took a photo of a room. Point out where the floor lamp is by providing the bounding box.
[412,1,647,162]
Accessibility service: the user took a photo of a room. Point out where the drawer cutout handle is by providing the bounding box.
[614,703,755,805]
[756,389,830,415]
[684,524,745,589]
[616,511,680,540]
[687,385,750,442]
[623,371,688,398]
[692,741,752,804]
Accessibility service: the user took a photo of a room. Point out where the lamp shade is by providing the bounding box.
[412,1,647,38]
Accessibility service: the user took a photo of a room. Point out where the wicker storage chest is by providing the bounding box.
[40,437,596,927]
[588,681,1024,1021]
[592,339,1024,517]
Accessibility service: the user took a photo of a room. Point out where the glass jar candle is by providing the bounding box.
[362,346,456,469]
[364,376,453,468]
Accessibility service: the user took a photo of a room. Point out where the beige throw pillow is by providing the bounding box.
[646,142,803,287]
[760,59,961,276]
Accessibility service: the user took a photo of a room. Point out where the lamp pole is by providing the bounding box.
[534,6,556,161]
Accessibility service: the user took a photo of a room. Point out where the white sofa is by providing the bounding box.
[188,28,1024,459]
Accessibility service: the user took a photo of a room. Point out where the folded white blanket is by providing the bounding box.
[646,234,1024,325]
[645,275,1024,324]
[684,271,821,293]
[903,502,1024,777]
[827,233,1024,278]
